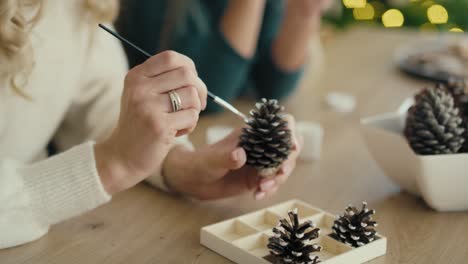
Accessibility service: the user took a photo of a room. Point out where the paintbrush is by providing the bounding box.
[98,24,249,122]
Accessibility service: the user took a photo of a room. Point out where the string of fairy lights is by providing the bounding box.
[343,0,464,32]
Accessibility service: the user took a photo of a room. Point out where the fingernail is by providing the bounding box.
[255,192,266,200]
[260,180,276,191]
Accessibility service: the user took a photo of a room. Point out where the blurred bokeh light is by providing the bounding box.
[353,3,375,20]
[449,27,464,33]
[382,9,405,27]
[331,0,467,32]
[343,0,367,9]
[427,4,448,24]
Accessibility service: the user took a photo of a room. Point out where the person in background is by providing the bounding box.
[116,0,332,112]
[0,0,300,249]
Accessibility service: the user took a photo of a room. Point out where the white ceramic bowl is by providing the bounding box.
[361,98,468,212]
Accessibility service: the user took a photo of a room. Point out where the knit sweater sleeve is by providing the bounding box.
[0,28,110,249]
[0,26,119,250]
[0,142,111,249]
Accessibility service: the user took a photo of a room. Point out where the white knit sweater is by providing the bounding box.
[0,1,191,249]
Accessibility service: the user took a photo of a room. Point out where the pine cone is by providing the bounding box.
[332,202,377,248]
[240,98,292,177]
[404,85,465,155]
[267,208,322,264]
[446,77,467,99]
[446,78,468,152]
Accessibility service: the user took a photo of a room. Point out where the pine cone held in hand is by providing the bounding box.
[404,85,465,155]
[267,208,322,264]
[240,98,292,177]
[332,202,377,248]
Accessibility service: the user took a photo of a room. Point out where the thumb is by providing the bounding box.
[203,129,246,171]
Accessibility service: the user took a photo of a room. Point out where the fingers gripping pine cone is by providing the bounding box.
[267,208,322,264]
[404,85,465,155]
[240,98,292,177]
[332,202,377,248]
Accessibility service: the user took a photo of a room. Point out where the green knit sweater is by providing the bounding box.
[116,0,304,113]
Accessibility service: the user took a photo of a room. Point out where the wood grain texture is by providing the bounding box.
[1,27,468,264]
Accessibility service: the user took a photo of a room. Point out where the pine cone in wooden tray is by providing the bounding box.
[404,85,466,155]
[267,208,322,264]
[332,202,377,248]
[200,200,387,264]
[240,98,292,177]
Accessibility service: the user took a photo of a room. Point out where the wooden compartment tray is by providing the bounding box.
[201,200,387,263]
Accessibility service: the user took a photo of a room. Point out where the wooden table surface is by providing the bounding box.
[2,27,468,264]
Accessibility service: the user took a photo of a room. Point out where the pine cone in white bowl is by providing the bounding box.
[361,96,468,212]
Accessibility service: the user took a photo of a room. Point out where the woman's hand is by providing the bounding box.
[163,115,301,200]
[95,51,207,195]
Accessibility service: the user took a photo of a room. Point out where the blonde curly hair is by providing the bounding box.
[0,0,119,97]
